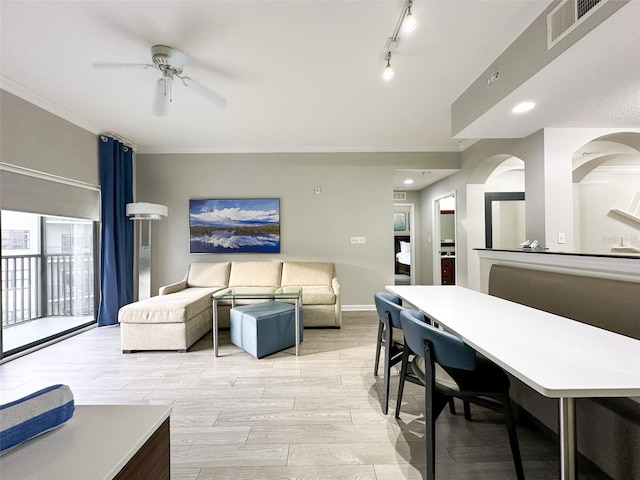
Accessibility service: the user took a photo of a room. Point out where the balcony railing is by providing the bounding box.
[1,253,95,327]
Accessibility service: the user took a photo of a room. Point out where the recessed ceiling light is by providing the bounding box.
[512,101,536,114]
[404,179,414,185]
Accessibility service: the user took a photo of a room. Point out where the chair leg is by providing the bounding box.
[423,344,452,480]
[374,321,384,377]
[448,398,456,415]
[395,348,411,419]
[423,344,440,480]
[425,370,436,480]
[463,400,472,420]
[381,318,393,415]
[501,395,525,480]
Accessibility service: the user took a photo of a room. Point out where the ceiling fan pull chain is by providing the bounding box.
[163,70,168,97]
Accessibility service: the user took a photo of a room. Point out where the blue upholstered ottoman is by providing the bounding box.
[229,301,303,358]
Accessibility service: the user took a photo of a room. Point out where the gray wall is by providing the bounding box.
[135,152,458,306]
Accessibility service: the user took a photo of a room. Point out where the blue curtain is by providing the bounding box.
[98,136,133,326]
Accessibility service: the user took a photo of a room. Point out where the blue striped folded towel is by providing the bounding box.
[0,384,75,454]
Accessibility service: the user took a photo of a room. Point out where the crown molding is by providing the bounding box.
[137,144,463,155]
[1,76,102,135]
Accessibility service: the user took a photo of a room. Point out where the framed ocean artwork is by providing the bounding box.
[393,212,407,232]
[189,198,280,253]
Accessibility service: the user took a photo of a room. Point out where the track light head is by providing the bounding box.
[383,53,394,81]
[402,5,417,33]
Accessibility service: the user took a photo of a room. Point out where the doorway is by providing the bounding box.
[432,193,456,285]
[393,203,415,285]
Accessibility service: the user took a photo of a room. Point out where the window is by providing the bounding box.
[1,211,97,357]
[1,230,30,250]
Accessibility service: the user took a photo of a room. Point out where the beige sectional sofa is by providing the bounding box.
[118,261,341,353]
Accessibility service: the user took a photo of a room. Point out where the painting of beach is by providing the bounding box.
[189,198,280,253]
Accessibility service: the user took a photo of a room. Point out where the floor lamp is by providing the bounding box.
[126,202,168,300]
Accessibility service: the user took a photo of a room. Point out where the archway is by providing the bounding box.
[572,132,640,253]
[466,155,525,290]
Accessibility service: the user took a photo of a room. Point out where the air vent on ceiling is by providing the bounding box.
[547,0,606,49]
[393,192,407,201]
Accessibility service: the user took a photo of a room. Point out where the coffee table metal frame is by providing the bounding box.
[212,288,302,357]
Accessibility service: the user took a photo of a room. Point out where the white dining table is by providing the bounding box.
[386,285,640,480]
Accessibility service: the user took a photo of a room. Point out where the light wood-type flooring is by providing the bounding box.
[0,311,610,479]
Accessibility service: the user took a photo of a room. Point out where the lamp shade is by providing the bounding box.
[126,202,168,220]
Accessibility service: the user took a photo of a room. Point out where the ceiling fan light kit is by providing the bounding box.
[383,0,417,81]
[95,44,226,116]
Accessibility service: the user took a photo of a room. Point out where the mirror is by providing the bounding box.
[485,192,525,248]
[440,211,455,245]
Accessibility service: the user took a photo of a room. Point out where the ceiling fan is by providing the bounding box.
[95,45,226,116]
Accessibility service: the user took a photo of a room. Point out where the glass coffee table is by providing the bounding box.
[212,288,302,357]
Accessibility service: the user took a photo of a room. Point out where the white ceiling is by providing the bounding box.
[393,168,459,192]
[1,0,638,191]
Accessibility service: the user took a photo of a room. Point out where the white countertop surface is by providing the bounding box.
[0,404,171,480]
[387,285,640,398]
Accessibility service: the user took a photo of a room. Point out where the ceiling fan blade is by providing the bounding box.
[153,78,169,117]
[182,76,227,107]
[93,62,155,69]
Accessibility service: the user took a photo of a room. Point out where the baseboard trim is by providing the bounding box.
[342,305,375,312]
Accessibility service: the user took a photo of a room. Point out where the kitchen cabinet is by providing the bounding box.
[441,257,455,285]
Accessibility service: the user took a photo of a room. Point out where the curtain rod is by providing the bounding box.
[100,131,138,153]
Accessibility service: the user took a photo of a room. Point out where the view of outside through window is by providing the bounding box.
[1,211,96,356]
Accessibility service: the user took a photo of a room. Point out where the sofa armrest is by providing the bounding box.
[332,277,341,295]
[159,280,188,296]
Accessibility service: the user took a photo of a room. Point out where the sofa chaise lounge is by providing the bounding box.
[118,261,341,353]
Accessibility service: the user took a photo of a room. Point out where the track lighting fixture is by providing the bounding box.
[382,0,417,80]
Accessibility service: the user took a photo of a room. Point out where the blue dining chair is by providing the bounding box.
[373,292,411,415]
[396,308,525,480]
[374,292,459,416]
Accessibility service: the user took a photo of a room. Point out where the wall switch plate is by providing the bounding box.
[558,232,566,244]
[350,236,366,244]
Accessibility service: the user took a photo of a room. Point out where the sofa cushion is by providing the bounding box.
[187,262,230,288]
[282,262,333,287]
[230,286,279,295]
[298,285,336,305]
[229,262,282,287]
[118,287,219,324]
